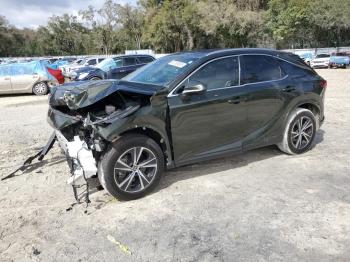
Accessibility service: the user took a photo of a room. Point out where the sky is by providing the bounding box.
[0,0,137,28]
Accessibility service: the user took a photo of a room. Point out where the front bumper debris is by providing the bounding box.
[1,132,56,181]
[55,131,97,185]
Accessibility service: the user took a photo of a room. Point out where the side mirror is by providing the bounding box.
[182,83,206,96]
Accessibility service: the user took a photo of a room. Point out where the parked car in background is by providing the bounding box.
[0,61,58,95]
[71,55,155,81]
[48,48,326,200]
[48,60,70,70]
[47,67,65,84]
[296,52,314,65]
[63,57,105,77]
[59,58,84,74]
[310,54,330,68]
[329,54,349,68]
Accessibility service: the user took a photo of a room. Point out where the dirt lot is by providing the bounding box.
[0,69,350,262]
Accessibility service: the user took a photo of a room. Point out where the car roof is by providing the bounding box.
[168,48,307,65]
[173,48,284,57]
[113,54,155,58]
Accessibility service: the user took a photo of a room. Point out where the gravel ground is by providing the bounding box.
[0,69,349,262]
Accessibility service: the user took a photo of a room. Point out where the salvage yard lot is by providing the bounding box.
[0,69,350,261]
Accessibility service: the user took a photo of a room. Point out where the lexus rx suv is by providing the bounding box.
[48,49,326,200]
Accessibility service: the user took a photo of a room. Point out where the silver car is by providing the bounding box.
[0,61,58,95]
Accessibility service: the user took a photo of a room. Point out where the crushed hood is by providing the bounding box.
[49,80,163,110]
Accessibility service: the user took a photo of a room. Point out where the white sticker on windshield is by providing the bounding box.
[168,60,187,68]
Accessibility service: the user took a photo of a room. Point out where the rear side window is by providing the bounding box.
[11,64,35,75]
[87,59,97,65]
[137,56,154,64]
[240,55,282,84]
[123,57,137,66]
[0,66,10,76]
[189,57,239,90]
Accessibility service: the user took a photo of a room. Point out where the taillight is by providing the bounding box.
[320,79,327,89]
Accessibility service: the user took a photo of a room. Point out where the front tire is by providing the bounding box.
[278,108,317,155]
[98,134,164,200]
[33,82,48,95]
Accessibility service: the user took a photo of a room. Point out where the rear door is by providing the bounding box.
[239,55,288,148]
[0,65,12,94]
[120,57,138,77]
[111,57,138,79]
[10,64,40,93]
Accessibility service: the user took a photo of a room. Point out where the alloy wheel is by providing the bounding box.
[290,116,314,150]
[34,83,47,94]
[113,147,158,193]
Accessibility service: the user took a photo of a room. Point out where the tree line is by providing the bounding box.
[1,0,350,57]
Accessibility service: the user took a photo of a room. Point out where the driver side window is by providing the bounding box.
[188,57,239,90]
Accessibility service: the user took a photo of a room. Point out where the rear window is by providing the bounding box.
[240,55,282,84]
[137,56,154,64]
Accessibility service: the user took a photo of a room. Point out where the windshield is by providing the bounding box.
[123,54,200,86]
[95,58,117,72]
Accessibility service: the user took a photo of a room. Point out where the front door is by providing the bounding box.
[168,56,249,165]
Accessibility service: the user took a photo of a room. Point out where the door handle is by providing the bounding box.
[282,86,296,92]
[227,96,241,104]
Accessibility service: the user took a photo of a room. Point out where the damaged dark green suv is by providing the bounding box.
[48,48,326,200]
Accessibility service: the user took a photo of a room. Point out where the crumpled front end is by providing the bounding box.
[47,80,158,198]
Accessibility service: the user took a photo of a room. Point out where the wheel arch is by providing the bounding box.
[296,102,321,127]
[89,75,102,80]
[118,126,174,169]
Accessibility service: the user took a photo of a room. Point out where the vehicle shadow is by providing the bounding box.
[78,129,326,210]
[0,93,37,98]
[1,155,66,181]
[156,128,325,193]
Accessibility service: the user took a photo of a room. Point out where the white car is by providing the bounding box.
[310,54,330,68]
[61,57,105,77]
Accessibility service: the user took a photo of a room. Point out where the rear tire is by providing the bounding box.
[278,108,317,155]
[98,134,164,200]
[33,82,48,95]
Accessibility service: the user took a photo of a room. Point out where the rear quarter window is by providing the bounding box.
[279,60,317,78]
